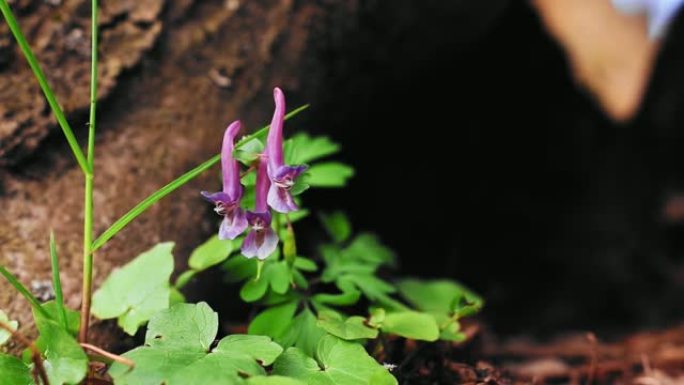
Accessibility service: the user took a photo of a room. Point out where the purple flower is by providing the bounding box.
[241,157,279,260]
[265,87,308,213]
[201,121,248,240]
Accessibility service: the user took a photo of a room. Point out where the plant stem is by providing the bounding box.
[49,232,68,330]
[0,266,51,319]
[0,0,88,174]
[80,343,135,368]
[79,0,98,343]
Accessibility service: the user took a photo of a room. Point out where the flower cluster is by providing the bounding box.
[201,88,307,260]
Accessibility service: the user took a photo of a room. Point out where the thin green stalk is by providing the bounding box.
[79,0,98,344]
[0,266,51,320]
[91,104,310,251]
[49,232,68,330]
[0,0,88,173]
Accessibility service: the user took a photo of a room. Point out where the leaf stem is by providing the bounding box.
[80,343,135,368]
[0,0,88,173]
[79,0,98,344]
[0,266,51,320]
[49,232,68,330]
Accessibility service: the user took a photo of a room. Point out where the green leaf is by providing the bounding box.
[344,234,395,267]
[294,257,317,272]
[273,336,397,385]
[224,254,257,283]
[248,376,307,385]
[49,232,67,331]
[284,133,340,164]
[317,311,378,340]
[0,354,33,385]
[345,275,395,303]
[306,162,354,187]
[312,279,361,307]
[40,301,79,337]
[241,262,294,302]
[320,211,352,243]
[280,309,326,357]
[92,242,174,335]
[0,310,17,346]
[378,311,439,341]
[216,335,283,365]
[174,270,197,289]
[249,301,298,340]
[34,312,88,385]
[235,138,265,165]
[241,275,270,302]
[111,303,282,385]
[145,302,217,352]
[0,266,51,320]
[189,235,237,271]
[396,279,483,315]
[92,105,309,251]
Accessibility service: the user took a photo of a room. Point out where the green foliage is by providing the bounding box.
[33,308,88,385]
[273,335,397,385]
[374,310,439,342]
[92,242,175,335]
[320,211,352,243]
[0,354,32,385]
[110,303,283,385]
[397,279,483,341]
[307,163,355,188]
[49,232,68,331]
[0,310,17,346]
[189,235,238,271]
[41,301,80,337]
[317,311,378,340]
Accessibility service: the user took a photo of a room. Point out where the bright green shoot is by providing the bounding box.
[0,266,51,320]
[49,232,68,330]
[80,0,98,343]
[0,0,88,174]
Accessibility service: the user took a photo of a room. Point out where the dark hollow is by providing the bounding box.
[298,0,684,337]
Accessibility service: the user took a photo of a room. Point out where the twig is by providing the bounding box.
[80,343,135,368]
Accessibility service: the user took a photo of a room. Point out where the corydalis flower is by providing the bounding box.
[266,87,307,213]
[201,121,248,240]
[241,157,278,259]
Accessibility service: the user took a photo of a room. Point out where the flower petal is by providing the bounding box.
[221,121,243,201]
[267,87,286,175]
[201,191,233,205]
[240,228,279,260]
[219,208,248,240]
[241,230,259,259]
[267,184,298,213]
[272,164,308,182]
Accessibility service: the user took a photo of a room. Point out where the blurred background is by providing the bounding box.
[1,0,683,338]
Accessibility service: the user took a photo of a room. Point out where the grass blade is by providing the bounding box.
[49,232,68,329]
[0,0,89,173]
[0,266,51,320]
[91,104,309,251]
